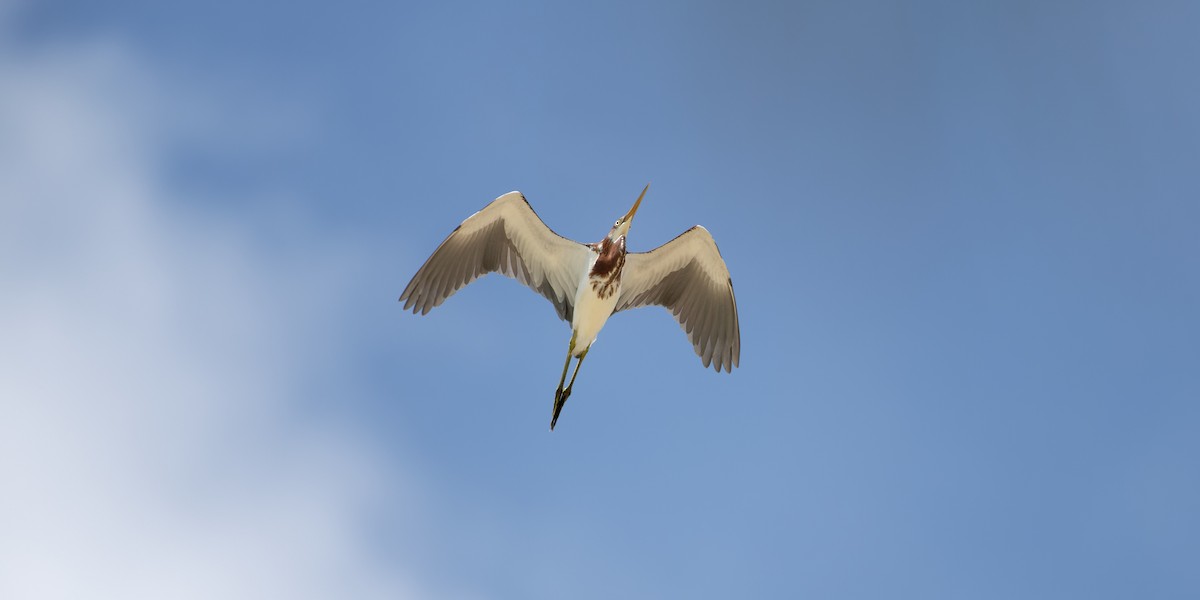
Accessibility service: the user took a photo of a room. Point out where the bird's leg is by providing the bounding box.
[551,347,589,431]
[553,353,572,405]
[562,346,589,401]
[551,333,577,430]
[554,332,577,400]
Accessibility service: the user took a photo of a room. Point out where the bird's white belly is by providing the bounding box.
[571,276,619,356]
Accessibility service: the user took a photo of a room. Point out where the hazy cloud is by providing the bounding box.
[0,34,453,600]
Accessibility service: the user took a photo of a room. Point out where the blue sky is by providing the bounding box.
[2,1,1198,598]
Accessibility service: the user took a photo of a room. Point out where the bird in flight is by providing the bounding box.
[399,185,740,430]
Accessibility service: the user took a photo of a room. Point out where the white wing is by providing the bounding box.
[400,192,593,322]
[616,226,740,372]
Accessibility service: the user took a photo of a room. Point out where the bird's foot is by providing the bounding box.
[550,386,572,431]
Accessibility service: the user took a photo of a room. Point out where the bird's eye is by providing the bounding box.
[615,219,621,227]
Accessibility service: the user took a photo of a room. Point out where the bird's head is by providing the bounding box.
[608,183,648,241]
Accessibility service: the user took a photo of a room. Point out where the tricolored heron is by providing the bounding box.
[400,185,740,430]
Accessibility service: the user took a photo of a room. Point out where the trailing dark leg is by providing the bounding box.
[551,346,590,430]
[551,334,577,430]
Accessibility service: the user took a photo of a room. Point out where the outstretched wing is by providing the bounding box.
[400,192,592,322]
[616,226,740,372]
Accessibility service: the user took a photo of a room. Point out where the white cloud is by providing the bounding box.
[0,35,454,600]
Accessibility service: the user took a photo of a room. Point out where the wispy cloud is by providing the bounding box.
[0,31,457,600]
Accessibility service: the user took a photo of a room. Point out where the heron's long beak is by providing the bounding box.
[624,183,648,223]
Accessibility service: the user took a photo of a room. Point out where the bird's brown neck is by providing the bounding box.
[590,236,625,276]
[588,236,626,299]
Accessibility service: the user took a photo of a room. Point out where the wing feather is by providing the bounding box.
[616,226,741,372]
[400,192,592,322]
